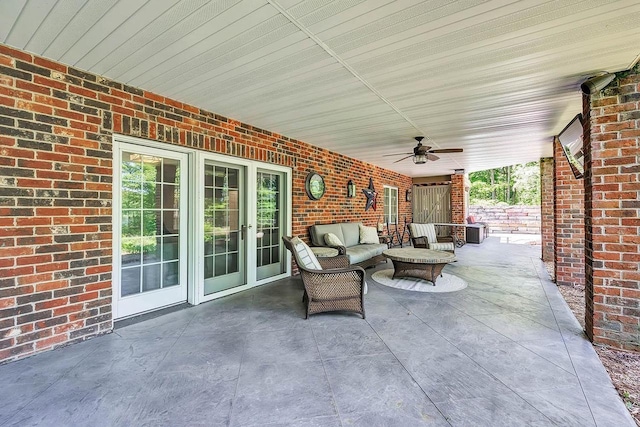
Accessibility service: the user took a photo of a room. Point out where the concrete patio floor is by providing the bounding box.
[0,238,634,426]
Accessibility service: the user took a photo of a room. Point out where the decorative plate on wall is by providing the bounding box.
[305,172,325,200]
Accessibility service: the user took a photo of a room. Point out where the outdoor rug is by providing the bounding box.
[371,268,467,293]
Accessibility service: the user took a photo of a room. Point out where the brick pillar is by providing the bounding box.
[451,174,466,241]
[553,138,585,287]
[540,157,555,264]
[584,65,640,350]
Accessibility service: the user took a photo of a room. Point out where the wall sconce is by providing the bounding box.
[347,180,356,198]
[405,189,412,202]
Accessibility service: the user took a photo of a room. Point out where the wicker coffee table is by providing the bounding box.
[383,248,456,285]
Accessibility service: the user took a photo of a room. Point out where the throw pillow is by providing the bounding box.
[290,237,322,270]
[324,232,343,247]
[359,225,379,244]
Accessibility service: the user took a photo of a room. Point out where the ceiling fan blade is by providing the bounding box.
[415,146,432,154]
[429,148,463,153]
[393,155,414,163]
[383,152,413,157]
[426,154,440,161]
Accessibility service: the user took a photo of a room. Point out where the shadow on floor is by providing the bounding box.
[0,236,634,426]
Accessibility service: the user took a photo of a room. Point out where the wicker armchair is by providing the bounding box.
[407,223,456,253]
[283,236,366,319]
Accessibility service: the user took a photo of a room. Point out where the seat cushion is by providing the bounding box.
[346,243,387,264]
[339,222,362,247]
[310,224,345,247]
[429,242,455,252]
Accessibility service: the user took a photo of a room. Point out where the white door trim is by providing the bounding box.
[112,136,194,319]
[194,151,292,305]
[112,135,292,313]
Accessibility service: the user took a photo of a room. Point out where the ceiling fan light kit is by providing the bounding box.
[413,155,427,164]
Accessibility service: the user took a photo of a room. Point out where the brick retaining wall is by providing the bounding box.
[469,205,541,234]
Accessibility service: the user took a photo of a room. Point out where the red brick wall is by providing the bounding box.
[0,44,412,363]
[553,137,585,288]
[540,157,555,263]
[451,174,466,241]
[584,66,640,350]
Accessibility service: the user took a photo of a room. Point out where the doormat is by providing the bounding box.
[371,269,467,293]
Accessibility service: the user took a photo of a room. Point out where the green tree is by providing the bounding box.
[469,161,540,205]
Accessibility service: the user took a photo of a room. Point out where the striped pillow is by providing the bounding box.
[410,223,438,243]
[290,237,322,270]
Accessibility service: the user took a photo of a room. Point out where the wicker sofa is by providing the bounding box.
[309,222,387,269]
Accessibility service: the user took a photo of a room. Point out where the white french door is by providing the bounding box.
[113,136,291,316]
[195,155,291,304]
[203,160,247,295]
[114,143,189,319]
[256,169,286,281]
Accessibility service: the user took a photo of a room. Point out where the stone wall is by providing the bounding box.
[468,205,541,234]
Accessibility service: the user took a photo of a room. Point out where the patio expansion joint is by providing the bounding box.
[361,316,453,425]
[308,321,343,424]
[383,272,587,426]
[528,255,600,427]
[371,309,563,426]
[227,342,248,427]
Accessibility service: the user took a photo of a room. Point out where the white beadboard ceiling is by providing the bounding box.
[2,0,639,177]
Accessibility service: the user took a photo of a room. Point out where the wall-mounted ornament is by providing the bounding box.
[362,177,377,211]
[305,172,325,200]
[347,180,356,198]
[406,189,412,202]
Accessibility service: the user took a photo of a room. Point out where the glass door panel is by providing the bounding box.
[256,170,285,280]
[204,162,246,295]
[117,148,187,318]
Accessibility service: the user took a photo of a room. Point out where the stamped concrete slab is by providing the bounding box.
[0,238,634,426]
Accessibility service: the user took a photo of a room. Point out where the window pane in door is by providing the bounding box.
[120,152,182,298]
[256,171,285,279]
[121,267,141,296]
[204,163,243,295]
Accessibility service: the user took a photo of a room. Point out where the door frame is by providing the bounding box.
[113,135,293,314]
[112,135,197,320]
[193,152,292,305]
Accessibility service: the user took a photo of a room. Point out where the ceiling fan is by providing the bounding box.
[385,137,463,164]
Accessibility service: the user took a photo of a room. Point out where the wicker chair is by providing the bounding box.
[283,236,366,319]
[407,223,456,253]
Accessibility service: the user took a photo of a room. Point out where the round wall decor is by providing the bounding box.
[305,172,325,200]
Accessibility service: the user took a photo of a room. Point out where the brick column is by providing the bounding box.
[584,66,640,350]
[553,138,585,287]
[540,157,555,264]
[450,174,466,241]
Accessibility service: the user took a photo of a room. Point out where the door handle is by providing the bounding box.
[241,224,252,240]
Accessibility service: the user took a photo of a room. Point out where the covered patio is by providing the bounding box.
[1,237,633,426]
